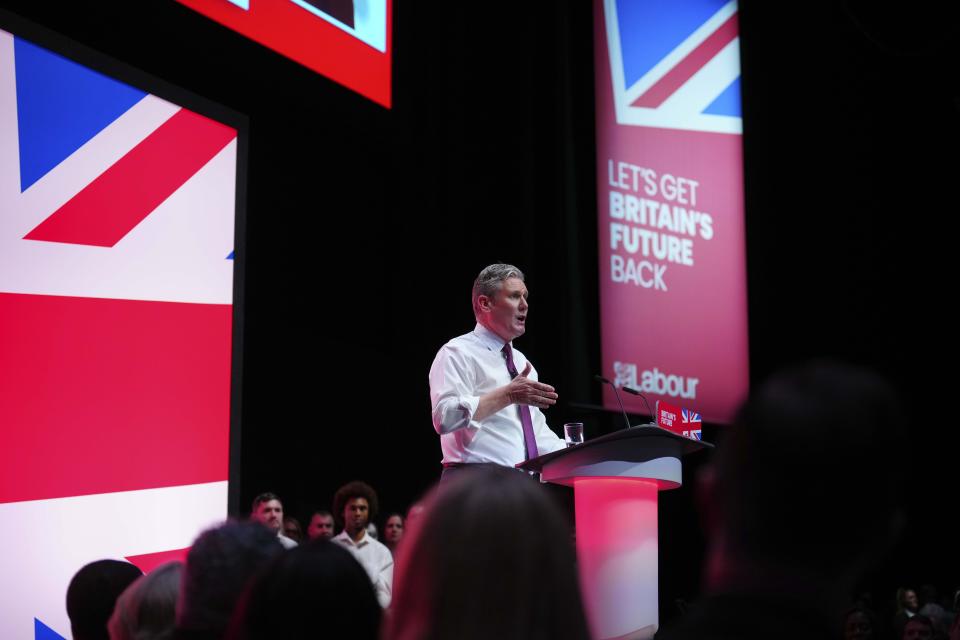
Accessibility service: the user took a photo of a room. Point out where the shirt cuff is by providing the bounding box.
[434,395,481,434]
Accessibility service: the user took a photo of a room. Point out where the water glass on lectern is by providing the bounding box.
[564,422,584,447]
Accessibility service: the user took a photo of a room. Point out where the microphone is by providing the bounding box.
[594,375,633,431]
[622,386,656,426]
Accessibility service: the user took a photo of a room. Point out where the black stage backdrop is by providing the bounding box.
[1,0,955,624]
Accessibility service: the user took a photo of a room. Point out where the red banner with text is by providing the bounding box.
[596,0,749,423]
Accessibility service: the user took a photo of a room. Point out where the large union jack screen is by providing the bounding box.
[0,25,239,639]
[177,0,392,108]
[596,0,749,424]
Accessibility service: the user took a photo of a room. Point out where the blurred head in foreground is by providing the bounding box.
[108,561,182,640]
[701,360,906,590]
[385,466,590,640]
[67,559,143,640]
[225,539,381,640]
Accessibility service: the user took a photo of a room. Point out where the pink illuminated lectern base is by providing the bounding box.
[519,426,710,640]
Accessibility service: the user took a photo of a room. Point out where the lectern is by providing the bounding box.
[518,426,711,640]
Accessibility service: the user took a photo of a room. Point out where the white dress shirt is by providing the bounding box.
[277,533,298,549]
[332,529,393,608]
[429,323,565,466]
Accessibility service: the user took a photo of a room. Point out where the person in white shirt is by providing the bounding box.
[250,492,298,549]
[429,263,565,476]
[331,481,393,608]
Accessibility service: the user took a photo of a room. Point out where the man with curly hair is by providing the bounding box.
[331,480,393,608]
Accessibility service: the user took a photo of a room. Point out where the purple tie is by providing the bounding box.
[502,343,539,461]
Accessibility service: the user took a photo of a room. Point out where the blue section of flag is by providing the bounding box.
[34,618,66,640]
[226,251,234,260]
[702,76,741,116]
[14,37,146,192]
[615,0,730,88]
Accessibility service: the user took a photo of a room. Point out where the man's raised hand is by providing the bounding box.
[506,362,558,409]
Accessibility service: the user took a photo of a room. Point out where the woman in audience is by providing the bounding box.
[384,466,590,640]
[225,539,380,640]
[382,512,404,556]
[108,561,183,640]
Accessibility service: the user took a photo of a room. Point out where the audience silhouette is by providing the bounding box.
[659,361,906,640]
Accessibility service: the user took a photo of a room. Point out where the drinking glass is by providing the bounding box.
[564,422,584,447]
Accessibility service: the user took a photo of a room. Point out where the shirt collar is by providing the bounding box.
[336,529,369,548]
[473,322,510,352]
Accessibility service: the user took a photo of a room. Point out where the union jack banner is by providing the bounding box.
[0,27,237,639]
[681,408,703,440]
[603,0,741,133]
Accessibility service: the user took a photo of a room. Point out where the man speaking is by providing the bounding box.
[429,264,566,477]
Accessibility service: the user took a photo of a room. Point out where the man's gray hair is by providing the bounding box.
[472,263,525,319]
